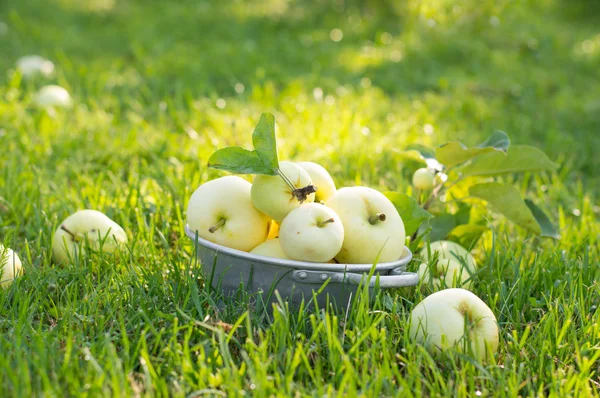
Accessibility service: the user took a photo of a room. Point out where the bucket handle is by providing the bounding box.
[291,267,419,288]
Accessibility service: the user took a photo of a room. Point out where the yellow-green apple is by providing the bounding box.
[34,85,72,108]
[297,161,336,202]
[16,55,54,77]
[418,258,472,289]
[53,210,127,264]
[187,176,270,252]
[250,238,289,260]
[0,245,23,287]
[279,203,344,262]
[422,240,477,271]
[251,161,315,223]
[325,187,405,264]
[412,168,435,190]
[266,220,280,240]
[409,288,499,361]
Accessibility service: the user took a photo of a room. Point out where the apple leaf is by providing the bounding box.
[424,214,458,242]
[252,113,279,171]
[469,182,541,234]
[207,147,277,175]
[447,224,487,249]
[392,149,428,165]
[383,192,433,236]
[460,145,558,176]
[436,131,510,168]
[524,199,560,239]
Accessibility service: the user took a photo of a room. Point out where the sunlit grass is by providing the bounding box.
[0,0,599,395]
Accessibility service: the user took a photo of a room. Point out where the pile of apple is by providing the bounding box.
[186,161,407,264]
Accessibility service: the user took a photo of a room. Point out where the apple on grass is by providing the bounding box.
[325,187,405,264]
[187,176,270,252]
[251,161,315,223]
[16,55,54,77]
[34,85,72,108]
[250,238,289,260]
[0,245,23,287]
[279,203,344,262]
[412,168,435,191]
[409,288,499,361]
[297,161,336,202]
[418,258,472,289]
[53,210,128,264]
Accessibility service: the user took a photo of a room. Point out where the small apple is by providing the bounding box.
[412,168,435,190]
[325,187,405,264]
[250,238,289,260]
[34,85,72,108]
[251,161,315,223]
[297,161,336,202]
[0,245,23,287]
[279,203,344,262]
[421,240,477,271]
[418,258,472,289]
[16,55,54,77]
[52,210,128,264]
[187,176,270,252]
[267,220,280,240]
[409,288,499,361]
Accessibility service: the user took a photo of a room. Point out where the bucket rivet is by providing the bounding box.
[298,272,308,279]
[320,274,329,281]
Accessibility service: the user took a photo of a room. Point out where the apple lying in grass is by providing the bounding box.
[251,161,315,223]
[16,55,54,77]
[250,238,289,260]
[421,240,477,278]
[187,176,270,252]
[418,258,472,289]
[52,210,128,264]
[412,168,435,190]
[410,288,499,361]
[34,85,72,108]
[297,161,336,202]
[326,187,405,264]
[0,245,23,287]
[279,203,344,262]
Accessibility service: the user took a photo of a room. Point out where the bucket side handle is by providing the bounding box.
[291,267,419,288]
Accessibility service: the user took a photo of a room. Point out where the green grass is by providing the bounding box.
[1,0,599,396]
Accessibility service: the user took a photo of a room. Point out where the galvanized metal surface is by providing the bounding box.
[185,225,418,308]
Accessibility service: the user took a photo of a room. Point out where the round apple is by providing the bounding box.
[250,238,289,260]
[412,168,435,190]
[279,203,344,262]
[187,176,270,252]
[421,240,477,271]
[251,161,315,223]
[266,220,280,240]
[418,258,472,289]
[409,288,499,361]
[325,187,405,264]
[297,161,336,202]
[34,85,72,108]
[16,55,54,77]
[53,210,128,264]
[0,245,23,287]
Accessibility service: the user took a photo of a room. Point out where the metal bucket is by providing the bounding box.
[185,225,418,309]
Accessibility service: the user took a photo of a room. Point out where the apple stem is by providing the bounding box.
[60,225,75,237]
[276,168,317,204]
[368,213,386,225]
[208,219,226,233]
[317,218,335,228]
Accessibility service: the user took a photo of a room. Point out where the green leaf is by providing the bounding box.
[447,225,487,249]
[425,214,459,242]
[207,147,277,175]
[252,113,279,170]
[436,131,510,168]
[524,199,560,239]
[383,192,433,236]
[405,144,436,159]
[469,182,541,234]
[477,130,510,150]
[392,149,427,165]
[460,145,558,176]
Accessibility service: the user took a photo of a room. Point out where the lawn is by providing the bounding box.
[1,0,599,396]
